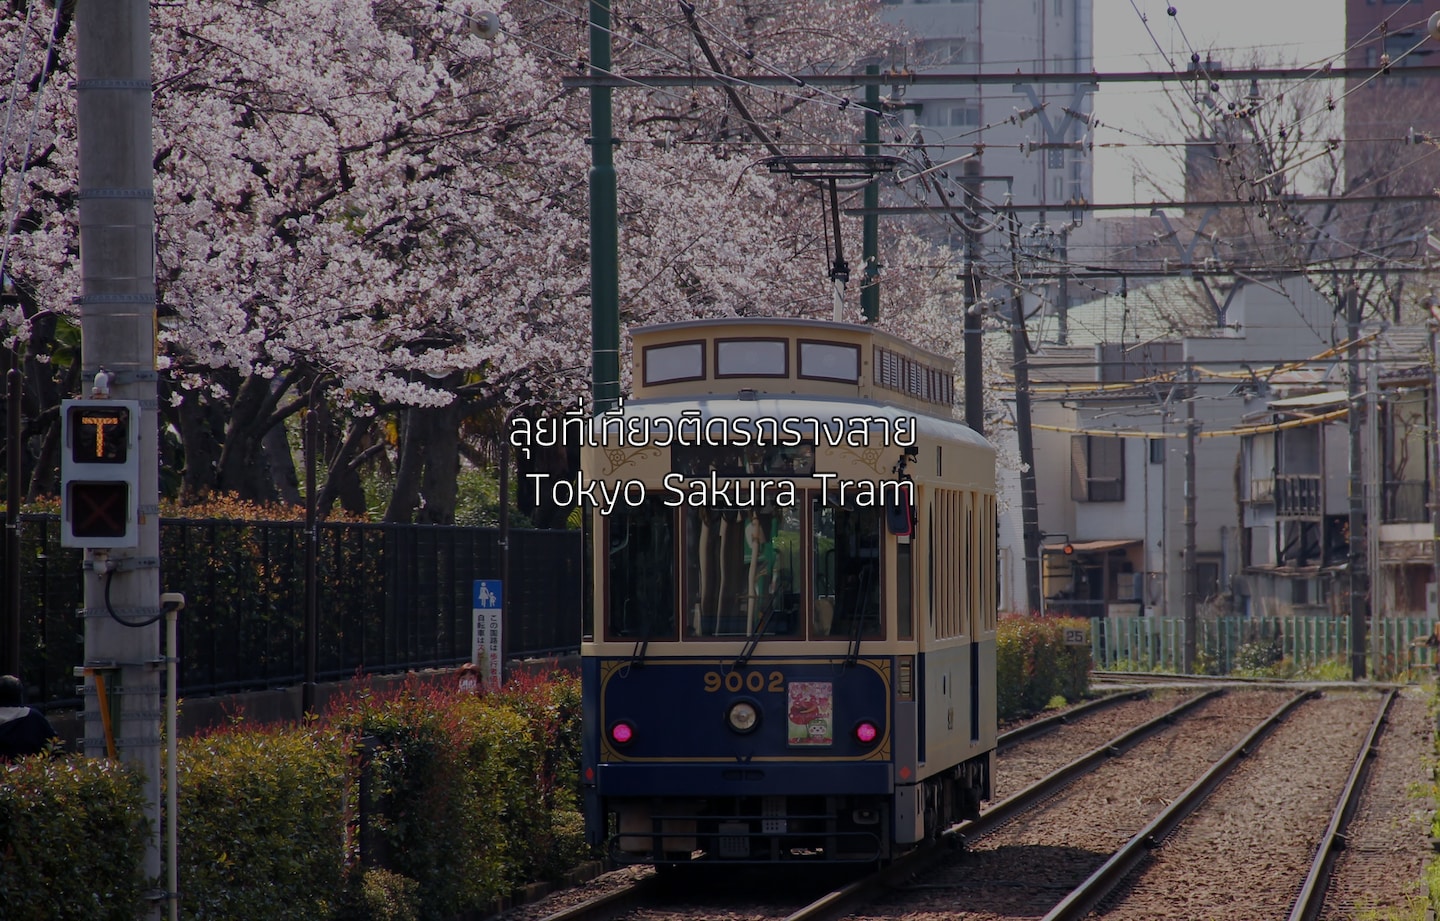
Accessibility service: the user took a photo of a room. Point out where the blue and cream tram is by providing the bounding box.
[580,318,997,865]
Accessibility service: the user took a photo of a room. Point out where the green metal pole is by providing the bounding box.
[589,0,620,411]
[860,64,880,323]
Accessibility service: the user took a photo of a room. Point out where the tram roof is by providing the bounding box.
[629,317,960,415]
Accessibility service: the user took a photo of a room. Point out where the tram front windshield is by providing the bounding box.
[604,495,883,642]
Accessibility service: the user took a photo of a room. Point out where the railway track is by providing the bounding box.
[511,687,1427,921]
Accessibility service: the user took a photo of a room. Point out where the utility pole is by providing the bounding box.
[1430,305,1440,622]
[1346,284,1369,680]
[1056,228,1070,346]
[76,2,163,915]
[589,0,620,412]
[1006,211,1042,613]
[860,64,880,323]
[1183,365,1198,674]
[961,160,984,434]
[4,367,19,676]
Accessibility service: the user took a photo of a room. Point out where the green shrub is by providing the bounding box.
[341,868,420,921]
[997,615,1091,720]
[329,679,557,917]
[9,673,591,920]
[177,724,349,921]
[1233,638,1283,674]
[1296,658,1352,681]
[0,756,148,921]
[332,686,485,918]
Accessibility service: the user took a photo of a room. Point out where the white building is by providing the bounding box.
[1017,275,1343,619]
[880,0,1095,209]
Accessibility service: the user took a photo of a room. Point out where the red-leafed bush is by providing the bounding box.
[996,613,1092,720]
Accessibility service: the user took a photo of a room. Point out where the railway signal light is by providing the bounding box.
[61,399,141,548]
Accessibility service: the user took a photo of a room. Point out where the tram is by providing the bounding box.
[579,317,997,865]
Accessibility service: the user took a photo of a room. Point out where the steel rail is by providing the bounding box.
[534,874,666,921]
[1042,689,1315,921]
[952,688,1221,845]
[1287,688,1398,921]
[782,688,1223,921]
[997,689,1150,751]
[1091,670,1297,685]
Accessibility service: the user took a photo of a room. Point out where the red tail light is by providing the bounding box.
[854,721,879,744]
[610,721,635,745]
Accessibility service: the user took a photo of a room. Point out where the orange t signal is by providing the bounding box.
[81,414,122,458]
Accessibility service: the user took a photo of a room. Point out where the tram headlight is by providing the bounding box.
[726,700,761,734]
[854,720,880,745]
[609,720,636,746]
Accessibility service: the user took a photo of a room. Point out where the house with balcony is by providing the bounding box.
[1238,391,1350,616]
[1014,275,1343,618]
[1237,325,1434,618]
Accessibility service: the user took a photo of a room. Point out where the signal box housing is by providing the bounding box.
[60,399,141,548]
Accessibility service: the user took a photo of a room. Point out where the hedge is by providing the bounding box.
[0,672,589,921]
[6,638,1090,917]
[177,725,351,921]
[0,756,149,921]
[997,614,1092,721]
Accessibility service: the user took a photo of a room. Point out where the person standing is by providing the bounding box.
[0,674,59,759]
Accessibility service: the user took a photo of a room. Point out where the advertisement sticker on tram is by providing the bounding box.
[787,681,833,746]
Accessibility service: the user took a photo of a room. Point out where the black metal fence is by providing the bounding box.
[9,515,583,707]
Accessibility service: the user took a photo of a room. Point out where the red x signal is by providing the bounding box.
[67,482,130,539]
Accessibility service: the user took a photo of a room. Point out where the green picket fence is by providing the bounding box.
[1090,615,1439,680]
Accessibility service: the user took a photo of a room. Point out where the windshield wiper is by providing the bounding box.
[734,593,780,669]
[628,602,654,669]
[844,566,875,668]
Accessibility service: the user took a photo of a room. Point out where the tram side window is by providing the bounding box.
[812,500,883,639]
[684,505,802,638]
[607,499,676,640]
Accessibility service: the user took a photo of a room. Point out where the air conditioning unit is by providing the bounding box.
[1115,573,1142,602]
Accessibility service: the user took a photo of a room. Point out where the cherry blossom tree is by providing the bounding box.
[0,0,982,521]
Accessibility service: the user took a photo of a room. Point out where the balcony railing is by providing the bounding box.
[1274,474,1322,518]
[1382,479,1431,524]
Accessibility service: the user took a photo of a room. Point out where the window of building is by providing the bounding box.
[1196,559,1221,601]
[1071,434,1125,502]
[916,103,979,128]
[920,39,975,66]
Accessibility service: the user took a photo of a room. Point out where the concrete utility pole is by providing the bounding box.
[1183,366,1198,674]
[1345,285,1368,680]
[76,2,163,914]
[4,367,19,677]
[1006,211,1042,614]
[961,160,984,434]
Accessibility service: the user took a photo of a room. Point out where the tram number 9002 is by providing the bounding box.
[703,670,784,694]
